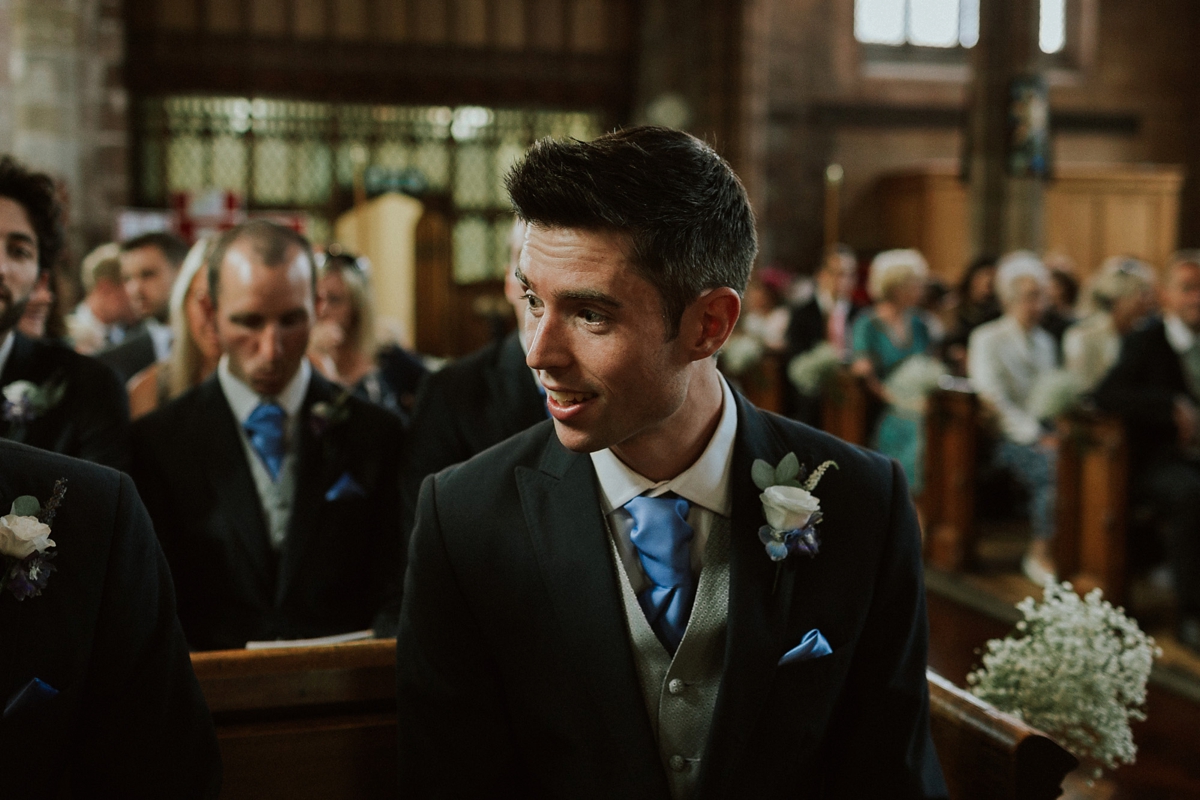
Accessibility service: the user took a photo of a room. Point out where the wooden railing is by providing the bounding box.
[192,642,1077,799]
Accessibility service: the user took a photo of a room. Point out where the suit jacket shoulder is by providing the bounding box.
[0,333,130,470]
[96,327,157,382]
[0,440,220,797]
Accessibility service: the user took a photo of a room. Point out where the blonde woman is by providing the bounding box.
[850,249,932,491]
[127,236,221,418]
[1063,257,1157,390]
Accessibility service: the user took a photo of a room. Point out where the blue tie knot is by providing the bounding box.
[244,401,287,481]
[625,492,695,655]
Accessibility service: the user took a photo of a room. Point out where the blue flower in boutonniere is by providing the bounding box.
[309,388,353,438]
[2,378,66,425]
[0,478,67,601]
[753,453,838,566]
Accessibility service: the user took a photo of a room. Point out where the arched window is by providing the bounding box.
[855,0,1067,53]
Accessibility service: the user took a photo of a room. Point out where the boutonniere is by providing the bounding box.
[309,388,353,438]
[753,453,837,592]
[1,479,67,601]
[2,377,66,425]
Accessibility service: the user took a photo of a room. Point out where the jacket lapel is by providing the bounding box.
[196,379,277,596]
[699,395,824,796]
[515,434,670,795]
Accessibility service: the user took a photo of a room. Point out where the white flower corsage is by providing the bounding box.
[1,479,67,601]
[753,452,837,564]
[2,378,67,425]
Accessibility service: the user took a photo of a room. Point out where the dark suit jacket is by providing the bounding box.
[96,326,157,383]
[402,330,546,536]
[1094,318,1198,470]
[397,394,947,798]
[129,372,405,651]
[0,332,130,470]
[0,439,220,798]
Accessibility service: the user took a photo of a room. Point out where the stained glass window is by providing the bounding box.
[136,96,602,283]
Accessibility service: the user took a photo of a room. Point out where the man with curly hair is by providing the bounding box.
[0,155,130,469]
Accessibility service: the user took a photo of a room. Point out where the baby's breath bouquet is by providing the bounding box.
[967,582,1160,777]
[720,332,764,377]
[787,342,841,396]
[882,354,948,415]
[1028,369,1085,421]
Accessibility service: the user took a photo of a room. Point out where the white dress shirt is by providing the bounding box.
[591,376,738,594]
[0,331,15,379]
[146,318,174,362]
[967,315,1057,445]
[217,355,311,550]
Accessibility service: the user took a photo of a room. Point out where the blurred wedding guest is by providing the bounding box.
[968,251,1059,585]
[129,221,405,650]
[1094,252,1200,653]
[127,237,221,419]
[16,267,66,341]
[0,440,221,797]
[944,255,1001,374]
[402,219,547,541]
[740,266,792,352]
[1041,267,1079,354]
[1063,257,1157,391]
[0,155,130,470]
[98,232,188,382]
[783,244,859,423]
[851,249,932,491]
[307,247,425,421]
[66,242,134,354]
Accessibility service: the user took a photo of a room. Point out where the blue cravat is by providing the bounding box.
[244,401,286,482]
[626,493,695,655]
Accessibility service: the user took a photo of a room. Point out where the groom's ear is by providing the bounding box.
[681,286,741,362]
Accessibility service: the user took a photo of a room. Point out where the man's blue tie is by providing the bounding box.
[626,493,695,655]
[244,401,286,482]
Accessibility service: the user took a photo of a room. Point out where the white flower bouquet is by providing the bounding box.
[967,582,1160,777]
[1027,369,1086,421]
[882,354,948,415]
[787,342,841,396]
[720,333,764,377]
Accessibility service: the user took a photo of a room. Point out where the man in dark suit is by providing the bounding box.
[783,244,860,423]
[97,231,188,382]
[0,156,130,470]
[1095,252,1200,653]
[397,128,947,798]
[403,219,547,537]
[130,220,404,651]
[0,439,221,798]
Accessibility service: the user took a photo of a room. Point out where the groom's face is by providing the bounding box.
[518,225,691,455]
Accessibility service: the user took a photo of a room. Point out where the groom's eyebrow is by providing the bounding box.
[514,266,622,309]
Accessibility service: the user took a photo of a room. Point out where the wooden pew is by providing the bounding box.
[1054,410,1130,603]
[819,367,870,446]
[921,384,981,572]
[927,670,1078,800]
[192,640,397,799]
[194,642,1077,799]
[735,353,785,414]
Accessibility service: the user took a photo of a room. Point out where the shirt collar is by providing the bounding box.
[0,331,15,379]
[1164,314,1197,354]
[591,375,738,517]
[217,354,311,424]
[145,318,173,362]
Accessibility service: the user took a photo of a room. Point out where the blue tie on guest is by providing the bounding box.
[626,492,696,655]
[243,401,286,481]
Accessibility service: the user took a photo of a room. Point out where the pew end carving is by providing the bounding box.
[921,386,981,572]
[820,368,871,446]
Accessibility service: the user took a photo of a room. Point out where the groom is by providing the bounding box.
[396,128,947,798]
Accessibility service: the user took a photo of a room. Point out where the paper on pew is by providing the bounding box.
[244,630,374,649]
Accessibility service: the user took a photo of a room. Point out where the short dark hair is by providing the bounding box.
[505,126,757,338]
[0,155,64,275]
[207,220,316,307]
[121,231,189,268]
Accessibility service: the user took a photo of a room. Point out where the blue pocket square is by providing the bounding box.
[325,472,367,502]
[4,678,58,719]
[778,629,833,666]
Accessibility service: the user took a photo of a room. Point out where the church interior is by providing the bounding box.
[4,0,1200,797]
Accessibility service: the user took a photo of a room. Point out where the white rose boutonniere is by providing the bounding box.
[753,453,837,568]
[2,377,67,425]
[1,479,67,601]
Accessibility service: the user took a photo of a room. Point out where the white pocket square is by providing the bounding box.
[778,628,833,666]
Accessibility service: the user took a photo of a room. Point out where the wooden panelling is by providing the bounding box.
[293,0,327,39]
[570,0,607,53]
[530,0,566,51]
[413,0,448,44]
[333,0,368,41]
[158,0,197,31]
[376,0,408,42]
[493,0,526,48]
[879,163,1184,282]
[455,0,489,46]
[207,0,243,33]
[250,0,288,36]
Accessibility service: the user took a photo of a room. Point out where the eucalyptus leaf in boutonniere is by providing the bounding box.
[1,478,67,601]
[309,387,354,438]
[2,377,67,425]
[753,453,837,593]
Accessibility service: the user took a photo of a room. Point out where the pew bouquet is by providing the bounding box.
[1027,369,1085,421]
[967,582,1160,778]
[787,342,841,396]
[720,332,765,377]
[883,354,948,414]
